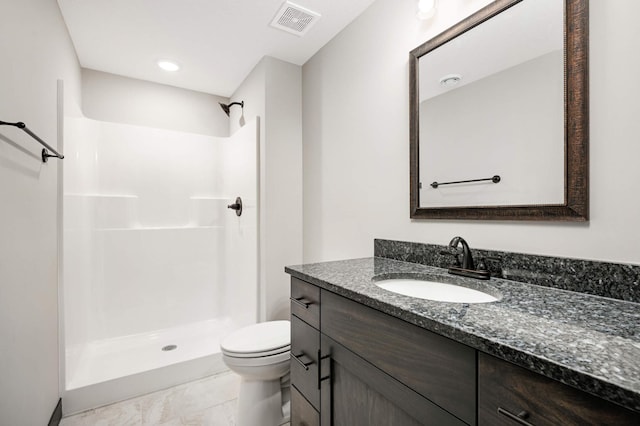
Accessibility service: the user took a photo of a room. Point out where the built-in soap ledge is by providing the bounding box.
[93,226,224,231]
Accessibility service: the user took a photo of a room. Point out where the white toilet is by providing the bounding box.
[220,320,291,426]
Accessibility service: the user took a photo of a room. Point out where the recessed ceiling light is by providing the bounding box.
[417,0,437,20]
[439,73,462,87]
[157,60,180,72]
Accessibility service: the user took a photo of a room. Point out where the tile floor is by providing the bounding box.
[60,371,241,426]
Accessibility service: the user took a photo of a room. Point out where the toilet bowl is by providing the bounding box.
[221,320,291,426]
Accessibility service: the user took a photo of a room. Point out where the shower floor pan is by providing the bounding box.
[63,318,239,415]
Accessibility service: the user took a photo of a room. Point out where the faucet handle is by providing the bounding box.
[477,258,488,271]
[477,256,501,272]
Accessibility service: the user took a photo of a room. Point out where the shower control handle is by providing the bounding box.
[227,197,243,216]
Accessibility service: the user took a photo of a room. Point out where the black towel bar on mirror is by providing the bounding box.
[0,120,64,163]
[430,175,501,189]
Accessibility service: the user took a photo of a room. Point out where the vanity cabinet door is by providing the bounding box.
[320,289,476,425]
[319,334,466,426]
[478,352,640,426]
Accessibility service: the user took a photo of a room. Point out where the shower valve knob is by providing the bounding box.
[227,197,243,216]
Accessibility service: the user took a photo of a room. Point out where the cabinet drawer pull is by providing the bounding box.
[290,297,312,309]
[497,407,534,426]
[291,353,314,370]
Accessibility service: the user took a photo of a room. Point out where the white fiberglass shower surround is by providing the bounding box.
[62,116,259,413]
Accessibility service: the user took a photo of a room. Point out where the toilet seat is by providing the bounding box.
[223,349,291,368]
[220,320,290,358]
[223,344,290,358]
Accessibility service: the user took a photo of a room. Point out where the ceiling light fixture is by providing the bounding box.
[417,0,437,20]
[157,60,180,72]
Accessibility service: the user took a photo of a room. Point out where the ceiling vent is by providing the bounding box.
[270,1,321,36]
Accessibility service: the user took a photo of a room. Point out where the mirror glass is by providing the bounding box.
[420,0,563,208]
[410,0,589,220]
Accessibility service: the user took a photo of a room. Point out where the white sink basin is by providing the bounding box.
[374,277,499,304]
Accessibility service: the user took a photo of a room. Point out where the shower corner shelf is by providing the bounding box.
[189,196,229,201]
[65,193,139,198]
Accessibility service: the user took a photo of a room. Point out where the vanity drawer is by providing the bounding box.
[291,315,320,410]
[291,277,320,329]
[291,385,319,426]
[320,289,476,426]
[478,352,640,426]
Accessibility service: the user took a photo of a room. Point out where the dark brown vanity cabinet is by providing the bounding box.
[319,290,474,426]
[478,352,640,426]
[291,385,319,426]
[290,278,640,426]
[291,278,474,426]
[291,278,321,425]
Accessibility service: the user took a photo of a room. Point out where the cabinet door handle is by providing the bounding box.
[318,350,331,389]
[290,297,312,309]
[497,407,534,426]
[291,353,314,370]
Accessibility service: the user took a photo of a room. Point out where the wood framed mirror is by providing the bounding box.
[409,0,588,220]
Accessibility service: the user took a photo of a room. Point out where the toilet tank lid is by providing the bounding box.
[220,320,290,354]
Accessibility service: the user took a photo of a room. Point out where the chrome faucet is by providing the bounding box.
[445,236,490,280]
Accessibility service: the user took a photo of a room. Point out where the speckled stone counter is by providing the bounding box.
[375,239,640,303]
[285,257,640,413]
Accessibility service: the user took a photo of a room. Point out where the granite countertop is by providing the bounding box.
[285,257,640,413]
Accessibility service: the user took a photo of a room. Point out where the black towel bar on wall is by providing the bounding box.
[430,175,501,189]
[0,120,64,163]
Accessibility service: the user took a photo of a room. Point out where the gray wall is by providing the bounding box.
[82,69,230,136]
[0,0,81,424]
[302,0,640,266]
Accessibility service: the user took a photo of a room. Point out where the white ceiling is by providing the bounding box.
[419,0,563,102]
[57,0,376,97]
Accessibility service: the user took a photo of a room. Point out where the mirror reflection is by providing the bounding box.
[419,0,564,208]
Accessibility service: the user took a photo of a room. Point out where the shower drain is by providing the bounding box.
[162,344,178,351]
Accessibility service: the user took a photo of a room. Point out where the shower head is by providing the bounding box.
[219,101,244,117]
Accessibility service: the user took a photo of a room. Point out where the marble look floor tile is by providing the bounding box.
[174,399,237,426]
[60,398,142,426]
[61,371,240,426]
[179,371,240,412]
[139,372,239,425]
[152,419,186,426]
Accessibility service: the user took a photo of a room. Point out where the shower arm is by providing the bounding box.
[219,101,244,117]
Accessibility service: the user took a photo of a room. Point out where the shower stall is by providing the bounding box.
[61,116,259,413]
